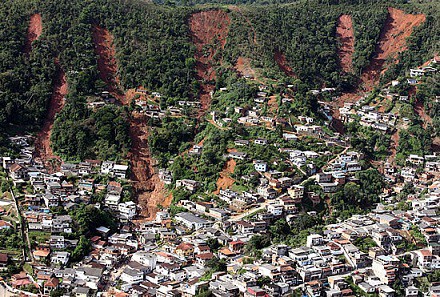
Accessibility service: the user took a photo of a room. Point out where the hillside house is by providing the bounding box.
[175,212,212,230]
[254,160,267,172]
[9,163,27,180]
[176,179,200,192]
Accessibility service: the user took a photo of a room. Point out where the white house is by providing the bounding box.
[118,201,137,220]
[267,204,283,216]
[51,251,70,266]
[175,212,212,230]
[121,267,143,284]
[254,160,267,172]
[113,164,129,179]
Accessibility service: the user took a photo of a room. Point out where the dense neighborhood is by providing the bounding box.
[0,53,439,297]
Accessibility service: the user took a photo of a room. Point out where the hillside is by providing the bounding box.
[0,0,438,217]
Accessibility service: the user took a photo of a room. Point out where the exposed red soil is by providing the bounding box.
[268,95,278,113]
[377,101,387,113]
[34,62,68,172]
[24,14,43,54]
[336,15,355,73]
[91,25,125,104]
[129,113,169,220]
[235,56,256,78]
[92,26,167,220]
[189,10,231,118]
[414,98,432,128]
[330,92,362,118]
[213,158,236,195]
[361,8,426,91]
[274,50,296,78]
[330,8,424,131]
[331,118,346,135]
[329,91,363,133]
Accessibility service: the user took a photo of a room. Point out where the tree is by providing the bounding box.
[245,234,271,256]
[269,219,291,242]
[71,236,91,262]
[206,238,221,252]
[206,257,227,272]
[344,182,361,203]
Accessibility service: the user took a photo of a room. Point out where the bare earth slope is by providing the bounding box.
[91,25,126,103]
[361,7,426,90]
[92,25,168,220]
[24,13,42,54]
[28,15,67,172]
[331,8,425,128]
[189,10,230,119]
[274,50,296,77]
[34,62,68,171]
[336,14,355,73]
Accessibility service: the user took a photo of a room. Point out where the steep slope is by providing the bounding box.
[336,14,355,73]
[189,10,230,118]
[361,7,426,90]
[24,13,42,54]
[274,50,296,77]
[34,62,68,171]
[214,158,236,195]
[92,25,167,220]
[235,56,256,78]
[28,15,66,172]
[129,113,170,220]
[331,8,425,126]
[91,25,125,103]
[414,97,432,128]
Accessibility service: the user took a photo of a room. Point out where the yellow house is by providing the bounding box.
[175,242,194,258]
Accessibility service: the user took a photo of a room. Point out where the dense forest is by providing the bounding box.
[0,0,437,160]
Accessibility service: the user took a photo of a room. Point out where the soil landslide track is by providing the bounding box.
[274,50,296,77]
[129,113,169,220]
[214,158,236,195]
[34,62,68,171]
[92,26,167,219]
[414,98,432,128]
[91,25,125,103]
[189,10,230,118]
[24,13,42,54]
[336,14,355,73]
[361,7,425,90]
[332,8,425,126]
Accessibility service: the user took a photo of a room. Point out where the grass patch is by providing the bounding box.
[28,231,51,244]
[23,263,33,275]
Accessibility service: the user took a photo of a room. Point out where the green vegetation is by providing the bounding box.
[346,121,390,161]
[245,234,271,256]
[52,105,131,161]
[353,236,377,253]
[0,0,437,161]
[270,214,323,247]
[68,204,117,236]
[409,224,427,247]
[396,125,432,164]
[330,169,385,220]
[29,230,51,246]
[0,228,24,253]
